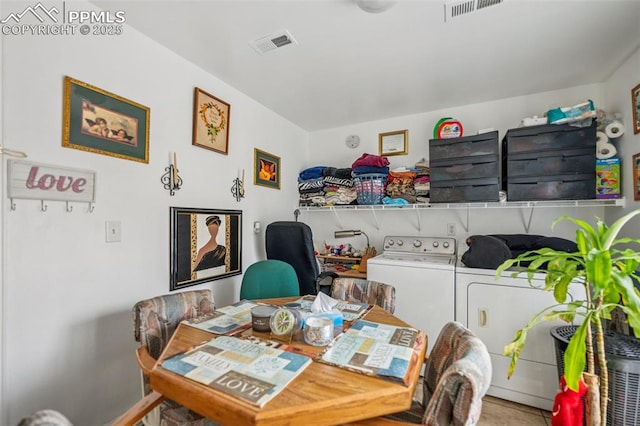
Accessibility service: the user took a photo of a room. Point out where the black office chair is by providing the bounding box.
[265,221,320,295]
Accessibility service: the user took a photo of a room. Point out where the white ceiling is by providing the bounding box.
[93,0,640,131]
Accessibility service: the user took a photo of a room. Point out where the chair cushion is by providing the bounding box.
[331,278,396,313]
[17,410,73,426]
[159,400,219,426]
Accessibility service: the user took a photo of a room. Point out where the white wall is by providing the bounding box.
[306,85,609,253]
[602,46,640,234]
[0,2,305,424]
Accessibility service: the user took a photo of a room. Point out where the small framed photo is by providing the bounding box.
[170,207,242,291]
[193,87,231,154]
[254,148,281,189]
[633,153,640,201]
[62,76,150,163]
[379,130,408,156]
[632,83,640,135]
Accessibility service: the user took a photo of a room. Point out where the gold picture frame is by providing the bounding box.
[62,76,150,163]
[193,87,231,154]
[633,153,640,201]
[632,83,640,135]
[379,130,408,156]
[254,148,281,189]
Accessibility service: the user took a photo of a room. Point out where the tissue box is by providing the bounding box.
[596,158,621,199]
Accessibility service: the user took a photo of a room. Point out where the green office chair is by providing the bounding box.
[240,260,301,300]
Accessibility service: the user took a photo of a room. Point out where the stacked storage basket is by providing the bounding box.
[354,173,387,205]
[502,122,596,201]
[429,131,500,203]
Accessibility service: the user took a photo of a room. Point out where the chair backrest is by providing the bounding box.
[265,221,319,295]
[17,410,73,426]
[240,260,301,300]
[331,278,396,313]
[421,321,492,426]
[132,290,215,395]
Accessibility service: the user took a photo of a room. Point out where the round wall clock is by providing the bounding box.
[345,135,360,149]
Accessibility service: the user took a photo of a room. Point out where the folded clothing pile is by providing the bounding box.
[413,158,430,204]
[322,167,357,206]
[298,166,356,207]
[385,168,417,204]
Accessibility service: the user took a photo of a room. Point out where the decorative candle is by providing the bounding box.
[172,152,178,185]
[304,315,333,346]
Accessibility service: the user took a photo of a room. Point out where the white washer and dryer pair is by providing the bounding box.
[367,236,457,353]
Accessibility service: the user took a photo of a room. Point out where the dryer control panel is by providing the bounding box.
[382,236,456,256]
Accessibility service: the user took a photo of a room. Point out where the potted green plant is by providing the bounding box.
[496,209,640,425]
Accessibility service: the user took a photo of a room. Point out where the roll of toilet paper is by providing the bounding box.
[605,121,625,139]
[596,141,617,159]
[596,131,608,145]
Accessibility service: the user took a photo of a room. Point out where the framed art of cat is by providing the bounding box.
[254,148,280,189]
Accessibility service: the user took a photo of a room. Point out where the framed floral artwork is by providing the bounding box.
[254,148,280,189]
[632,83,640,135]
[192,87,231,154]
[170,207,242,291]
[62,76,150,163]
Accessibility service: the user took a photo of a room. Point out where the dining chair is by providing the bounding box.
[330,277,396,313]
[132,290,218,426]
[347,321,492,425]
[239,259,301,300]
[17,409,73,426]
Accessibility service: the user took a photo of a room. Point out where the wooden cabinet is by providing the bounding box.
[316,255,366,279]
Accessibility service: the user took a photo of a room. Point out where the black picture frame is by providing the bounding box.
[170,207,242,291]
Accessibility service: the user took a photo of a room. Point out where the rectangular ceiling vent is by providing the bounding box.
[444,0,503,22]
[249,30,298,55]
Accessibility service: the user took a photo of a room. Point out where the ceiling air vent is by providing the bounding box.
[249,30,298,55]
[444,0,503,22]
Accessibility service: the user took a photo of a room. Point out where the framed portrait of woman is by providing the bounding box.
[170,207,242,291]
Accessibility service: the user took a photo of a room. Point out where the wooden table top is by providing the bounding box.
[148,296,427,426]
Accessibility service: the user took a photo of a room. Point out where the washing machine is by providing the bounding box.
[455,264,585,411]
[367,236,457,352]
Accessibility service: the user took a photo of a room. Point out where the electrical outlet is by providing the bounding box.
[447,223,456,236]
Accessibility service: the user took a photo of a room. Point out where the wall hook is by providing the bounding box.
[87,203,95,213]
[10,199,16,211]
[65,201,73,213]
[40,200,48,212]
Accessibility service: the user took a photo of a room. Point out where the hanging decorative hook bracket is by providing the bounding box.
[230,169,245,202]
[161,164,182,196]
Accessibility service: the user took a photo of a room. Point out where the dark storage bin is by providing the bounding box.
[429,131,498,162]
[431,154,499,181]
[430,177,500,203]
[502,122,596,156]
[552,325,640,426]
[506,174,595,201]
[506,148,595,178]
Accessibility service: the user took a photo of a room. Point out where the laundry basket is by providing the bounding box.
[551,325,640,425]
[354,173,387,205]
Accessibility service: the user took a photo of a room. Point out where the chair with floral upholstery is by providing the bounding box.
[132,290,218,426]
[330,277,396,313]
[346,321,492,426]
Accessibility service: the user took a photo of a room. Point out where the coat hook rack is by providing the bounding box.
[230,169,245,202]
[161,152,182,196]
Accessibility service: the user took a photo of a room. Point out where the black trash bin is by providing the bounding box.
[551,325,640,425]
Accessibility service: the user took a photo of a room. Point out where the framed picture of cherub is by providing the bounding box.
[254,148,280,189]
[192,87,231,154]
[170,207,242,291]
[62,76,150,163]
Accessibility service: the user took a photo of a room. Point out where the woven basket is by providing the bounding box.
[354,173,387,205]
